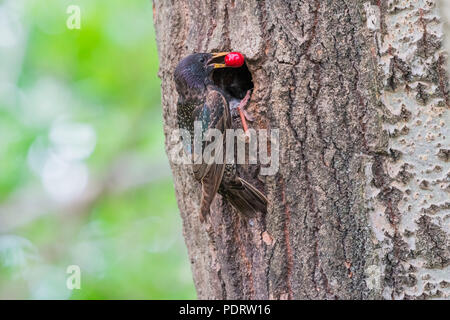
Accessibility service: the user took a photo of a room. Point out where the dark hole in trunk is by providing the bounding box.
[212,63,254,100]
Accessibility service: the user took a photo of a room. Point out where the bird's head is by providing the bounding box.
[174,52,230,96]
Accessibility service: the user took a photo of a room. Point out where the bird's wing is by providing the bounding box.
[192,88,231,218]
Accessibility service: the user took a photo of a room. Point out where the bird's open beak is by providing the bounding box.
[207,52,230,69]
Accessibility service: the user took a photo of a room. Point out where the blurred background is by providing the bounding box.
[0,0,196,299]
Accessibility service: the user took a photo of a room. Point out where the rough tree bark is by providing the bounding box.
[153,0,449,299]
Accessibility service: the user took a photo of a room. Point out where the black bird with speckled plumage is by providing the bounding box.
[173,52,267,222]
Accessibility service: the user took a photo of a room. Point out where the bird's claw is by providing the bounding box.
[232,108,254,121]
[242,109,255,122]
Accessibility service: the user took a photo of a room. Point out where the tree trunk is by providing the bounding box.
[153,0,449,300]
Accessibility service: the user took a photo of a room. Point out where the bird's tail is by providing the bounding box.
[221,177,267,218]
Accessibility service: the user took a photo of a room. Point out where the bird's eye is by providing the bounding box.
[199,56,205,63]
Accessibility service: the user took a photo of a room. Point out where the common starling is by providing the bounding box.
[174,52,267,222]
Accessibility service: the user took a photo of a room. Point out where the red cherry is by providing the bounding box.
[225,52,245,68]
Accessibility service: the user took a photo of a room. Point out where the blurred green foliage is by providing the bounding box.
[0,0,196,299]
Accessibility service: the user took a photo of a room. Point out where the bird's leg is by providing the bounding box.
[236,90,253,134]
